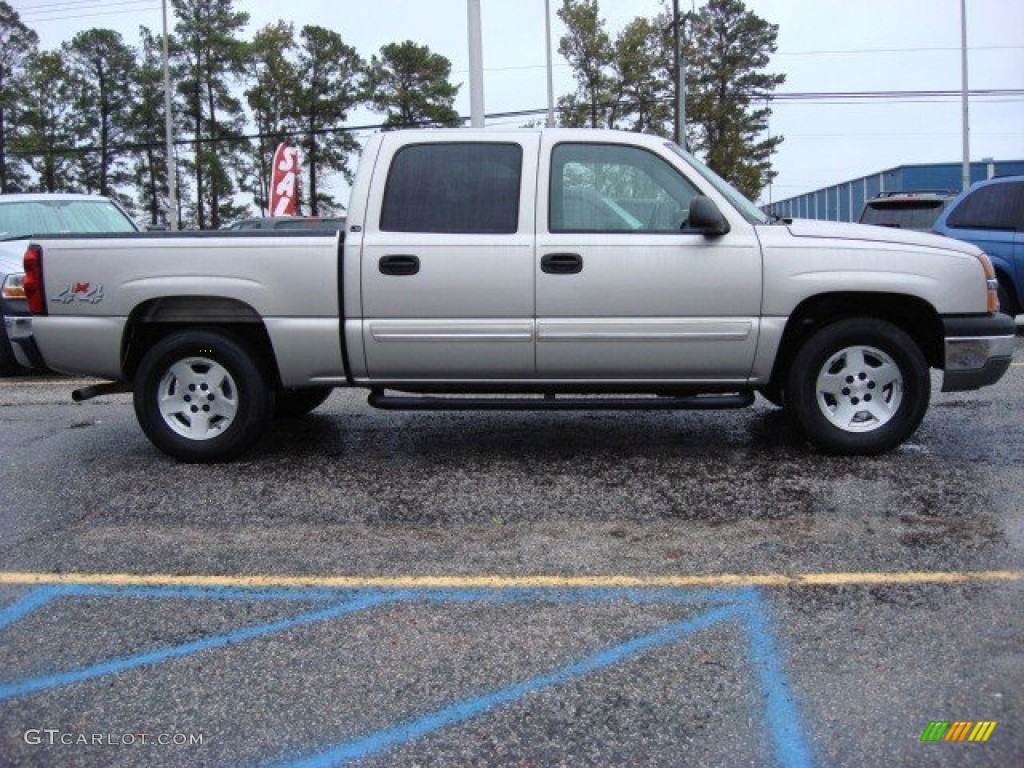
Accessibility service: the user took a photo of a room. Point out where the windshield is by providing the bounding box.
[0,199,137,240]
[664,143,769,225]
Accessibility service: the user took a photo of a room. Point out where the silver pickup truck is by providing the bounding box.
[21,129,1016,461]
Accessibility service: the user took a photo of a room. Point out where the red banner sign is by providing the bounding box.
[270,143,301,216]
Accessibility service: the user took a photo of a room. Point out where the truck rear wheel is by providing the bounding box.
[133,329,273,462]
[785,318,930,455]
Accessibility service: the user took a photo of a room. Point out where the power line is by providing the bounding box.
[772,44,1023,56]
[12,0,96,9]
[765,88,1024,102]
[453,45,1024,75]
[8,88,1022,159]
[16,0,158,23]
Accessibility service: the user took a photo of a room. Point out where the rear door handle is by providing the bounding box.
[379,254,420,276]
[541,253,583,274]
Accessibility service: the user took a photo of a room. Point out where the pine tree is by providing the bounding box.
[130,27,180,226]
[556,0,613,128]
[293,26,363,215]
[64,29,137,199]
[245,21,299,214]
[0,2,38,192]
[556,0,784,201]
[367,41,461,128]
[16,51,76,192]
[172,0,250,229]
[611,16,673,135]
[687,0,785,199]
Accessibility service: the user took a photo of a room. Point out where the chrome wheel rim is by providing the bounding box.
[157,357,238,440]
[815,345,903,432]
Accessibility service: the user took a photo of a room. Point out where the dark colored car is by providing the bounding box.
[932,175,1024,319]
[858,190,957,231]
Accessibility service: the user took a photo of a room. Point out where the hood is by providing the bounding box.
[0,239,26,276]
[784,218,981,257]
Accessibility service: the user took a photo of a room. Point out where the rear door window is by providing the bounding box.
[380,143,522,234]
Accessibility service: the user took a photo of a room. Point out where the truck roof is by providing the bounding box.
[377,127,674,143]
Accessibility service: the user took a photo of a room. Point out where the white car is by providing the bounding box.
[1,193,139,374]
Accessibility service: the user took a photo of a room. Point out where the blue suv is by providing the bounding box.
[933,175,1024,320]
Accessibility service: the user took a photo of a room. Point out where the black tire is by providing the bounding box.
[996,277,1019,319]
[275,386,333,418]
[784,318,930,455]
[758,384,785,408]
[133,329,273,462]
[0,320,20,377]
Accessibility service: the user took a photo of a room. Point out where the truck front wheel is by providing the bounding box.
[785,318,930,455]
[134,329,273,462]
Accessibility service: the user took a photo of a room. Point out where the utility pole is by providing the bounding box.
[467,0,485,128]
[545,0,555,128]
[671,0,687,149]
[161,0,178,230]
[960,0,970,191]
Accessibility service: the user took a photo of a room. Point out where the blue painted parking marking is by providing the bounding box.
[0,586,63,631]
[0,591,406,701]
[0,583,813,768]
[274,604,746,768]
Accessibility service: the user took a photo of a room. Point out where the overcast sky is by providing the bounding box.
[11,0,1024,206]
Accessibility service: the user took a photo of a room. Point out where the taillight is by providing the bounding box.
[23,244,46,316]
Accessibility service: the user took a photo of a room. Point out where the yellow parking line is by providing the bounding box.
[0,570,1020,590]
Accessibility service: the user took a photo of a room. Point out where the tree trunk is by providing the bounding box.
[193,82,205,229]
[307,127,318,216]
[0,102,7,194]
[99,63,109,196]
[146,146,158,224]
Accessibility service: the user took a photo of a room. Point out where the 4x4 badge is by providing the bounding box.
[53,282,104,305]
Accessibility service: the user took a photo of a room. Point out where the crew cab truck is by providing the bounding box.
[22,129,1016,462]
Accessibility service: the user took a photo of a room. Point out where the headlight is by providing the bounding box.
[2,272,26,300]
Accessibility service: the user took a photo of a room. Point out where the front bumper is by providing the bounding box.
[941,313,1016,392]
[3,314,45,369]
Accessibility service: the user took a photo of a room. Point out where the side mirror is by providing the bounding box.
[144,223,168,232]
[687,196,730,237]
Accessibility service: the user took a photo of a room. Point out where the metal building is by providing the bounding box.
[765,159,1024,222]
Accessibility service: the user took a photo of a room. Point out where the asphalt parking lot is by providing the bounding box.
[0,335,1021,767]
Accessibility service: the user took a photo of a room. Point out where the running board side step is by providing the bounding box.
[367,390,754,411]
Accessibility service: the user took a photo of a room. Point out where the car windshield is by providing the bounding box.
[664,143,769,224]
[859,200,947,231]
[0,199,137,240]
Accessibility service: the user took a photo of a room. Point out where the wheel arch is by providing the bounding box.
[769,292,944,392]
[121,296,282,387]
[994,267,1020,316]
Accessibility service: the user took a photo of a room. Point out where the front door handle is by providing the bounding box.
[541,252,583,274]
[379,254,420,276]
